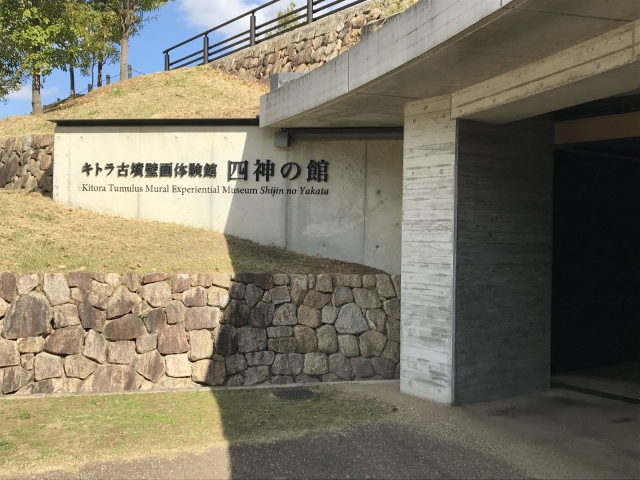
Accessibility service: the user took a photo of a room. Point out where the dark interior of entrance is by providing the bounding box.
[551,97,640,374]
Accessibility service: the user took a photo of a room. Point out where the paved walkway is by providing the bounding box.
[35,382,638,479]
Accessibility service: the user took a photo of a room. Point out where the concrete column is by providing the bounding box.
[400,95,457,404]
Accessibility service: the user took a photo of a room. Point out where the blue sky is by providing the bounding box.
[0,0,284,119]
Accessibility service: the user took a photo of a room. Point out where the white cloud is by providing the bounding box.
[7,85,60,102]
[177,0,284,36]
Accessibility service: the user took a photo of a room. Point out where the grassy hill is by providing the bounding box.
[0,191,378,275]
[0,66,268,137]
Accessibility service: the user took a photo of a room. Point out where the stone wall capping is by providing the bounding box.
[0,271,399,395]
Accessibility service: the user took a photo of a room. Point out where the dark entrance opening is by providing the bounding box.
[551,96,640,382]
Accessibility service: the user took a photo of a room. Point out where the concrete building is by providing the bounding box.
[260,0,640,404]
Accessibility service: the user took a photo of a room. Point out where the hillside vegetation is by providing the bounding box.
[0,67,268,137]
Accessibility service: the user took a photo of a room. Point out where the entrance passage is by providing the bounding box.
[551,107,640,400]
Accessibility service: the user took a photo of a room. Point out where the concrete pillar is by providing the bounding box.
[400,95,555,405]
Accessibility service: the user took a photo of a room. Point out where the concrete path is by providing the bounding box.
[34,382,638,479]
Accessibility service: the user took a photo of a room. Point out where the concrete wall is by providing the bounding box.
[454,117,554,404]
[53,126,402,274]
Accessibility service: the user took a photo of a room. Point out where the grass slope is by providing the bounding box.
[0,67,267,137]
[0,191,379,275]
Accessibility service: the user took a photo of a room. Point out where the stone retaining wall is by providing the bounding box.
[0,271,400,396]
[0,135,55,195]
[210,0,398,84]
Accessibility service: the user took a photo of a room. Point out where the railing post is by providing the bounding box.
[106,75,110,85]
[203,35,209,64]
[88,83,92,93]
[250,13,256,46]
[164,52,170,71]
[127,65,132,79]
[307,0,313,24]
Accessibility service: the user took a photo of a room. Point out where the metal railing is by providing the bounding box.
[163,0,369,70]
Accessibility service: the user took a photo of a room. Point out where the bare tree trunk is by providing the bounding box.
[32,74,43,114]
[120,27,129,81]
[70,67,75,96]
[97,60,103,87]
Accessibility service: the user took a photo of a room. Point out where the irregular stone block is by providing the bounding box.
[67,271,92,290]
[337,334,359,358]
[0,272,16,302]
[78,301,106,332]
[267,326,292,338]
[34,351,63,380]
[165,353,191,378]
[18,378,65,395]
[303,290,330,310]
[268,337,297,354]
[273,303,297,326]
[157,324,189,355]
[366,309,386,332]
[183,287,208,307]
[131,350,164,383]
[210,273,231,289]
[81,365,143,392]
[244,365,269,386]
[375,275,396,299]
[190,273,212,287]
[271,353,304,376]
[353,288,382,309]
[155,375,198,390]
[335,303,368,335]
[53,304,81,328]
[381,340,400,364]
[362,275,376,289]
[359,330,387,358]
[334,275,361,288]
[213,325,237,356]
[295,374,320,384]
[21,353,34,370]
[249,301,274,328]
[107,341,136,364]
[303,352,328,375]
[208,287,230,308]
[223,300,249,327]
[322,373,340,382]
[225,353,247,375]
[44,325,84,355]
[321,306,339,325]
[141,272,169,284]
[43,273,70,306]
[293,325,317,354]
[350,357,374,379]
[171,274,190,293]
[191,359,226,386]
[290,275,308,305]
[106,286,142,319]
[270,286,291,305]
[83,330,107,363]
[166,300,186,324]
[271,375,293,385]
[136,333,157,354]
[225,372,244,386]
[0,339,20,367]
[372,357,396,379]
[17,273,40,295]
[124,272,140,292]
[244,284,263,309]
[3,294,52,339]
[298,305,321,328]
[0,298,8,319]
[132,301,152,319]
[140,282,172,308]
[237,327,267,353]
[383,298,400,320]
[315,274,333,293]
[188,329,214,361]
[144,308,167,334]
[332,287,353,307]
[329,353,353,380]
[252,274,274,291]
[2,366,33,393]
[64,354,98,379]
[273,274,289,286]
[246,350,275,366]
[92,280,115,298]
[85,291,109,311]
[385,317,400,343]
[317,325,337,354]
[232,273,253,284]
[229,282,246,300]
[103,314,146,341]
[185,306,221,331]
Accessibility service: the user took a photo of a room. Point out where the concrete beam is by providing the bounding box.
[555,111,640,145]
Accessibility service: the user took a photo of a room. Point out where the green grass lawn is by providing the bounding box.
[0,388,388,476]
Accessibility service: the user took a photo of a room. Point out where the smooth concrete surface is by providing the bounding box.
[260,0,640,128]
[53,126,402,273]
[36,382,639,479]
[553,362,640,401]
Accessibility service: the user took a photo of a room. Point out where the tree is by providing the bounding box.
[0,33,23,102]
[0,0,68,113]
[276,2,300,33]
[106,0,169,82]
